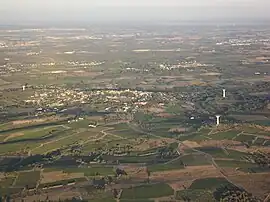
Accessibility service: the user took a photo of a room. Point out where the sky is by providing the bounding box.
[0,0,269,24]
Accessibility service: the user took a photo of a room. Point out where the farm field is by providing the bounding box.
[1,23,270,202]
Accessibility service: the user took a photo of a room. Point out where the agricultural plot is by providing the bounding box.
[176,189,215,201]
[102,154,159,164]
[15,171,40,189]
[180,154,210,166]
[44,166,114,176]
[39,177,86,189]
[148,159,185,172]
[215,160,256,172]
[211,130,240,140]
[4,126,67,142]
[0,142,40,155]
[121,183,174,199]
[0,187,23,196]
[196,147,246,160]
[0,177,15,187]
[110,129,143,138]
[0,157,21,171]
[120,200,154,202]
[234,134,256,142]
[189,177,233,190]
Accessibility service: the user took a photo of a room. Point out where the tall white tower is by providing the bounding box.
[216,115,221,126]
[22,85,26,91]
[222,89,226,98]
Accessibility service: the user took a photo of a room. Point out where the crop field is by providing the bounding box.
[210,130,241,140]
[215,160,256,171]
[148,159,185,172]
[121,183,174,199]
[0,187,24,196]
[39,177,86,188]
[44,166,114,176]
[15,171,40,189]
[0,177,15,187]
[176,189,215,201]
[120,200,154,202]
[179,154,210,166]
[234,134,256,142]
[189,177,233,190]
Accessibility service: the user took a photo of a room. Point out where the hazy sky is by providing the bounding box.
[0,0,269,24]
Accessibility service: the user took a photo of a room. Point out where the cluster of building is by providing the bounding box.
[24,88,154,113]
[24,88,90,107]
[159,61,208,70]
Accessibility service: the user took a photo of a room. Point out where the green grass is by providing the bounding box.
[44,167,114,176]
[120,200,154,202]
[211,130,240,140]
[234,134,256,142]
[0,177,15,187]
[215,160,256,172]
[15,171,40,189]
[180,154,210,166]
[226,149,247,160]
[196,147,246,160]
[197,147,226,158]
[253,138,265,145]
[111,129,143,138]
[91,198,116,202]
[148,159,185,172]
[68,120,91,129]
[0,187,23,196]
[39,177,86,188]
[176,189,215,201]
[7,126,66,141]
[121,183,174,199]
[0,142,40,155]
[189,177,233,190]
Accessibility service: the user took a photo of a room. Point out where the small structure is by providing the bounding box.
[22,85,26,91]
[216,115,221,126]
[222,89,226,98]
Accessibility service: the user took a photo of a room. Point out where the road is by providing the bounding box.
[127,122,245,190]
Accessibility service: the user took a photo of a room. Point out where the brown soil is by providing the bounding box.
[133,138,175,151]
[150,165,221,182]
[14,188,82,202]
[228,173,270,199]
[182,140,201,148]
[169,180,194,191]
[12,118,47,125]
[40,171,84,184]
[3,133,24,142]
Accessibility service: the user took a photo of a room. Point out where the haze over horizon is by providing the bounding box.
[1,0,270,25]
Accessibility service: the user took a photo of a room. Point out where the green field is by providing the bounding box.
[234,134,256,142]
[176,189,215,201]
[215,160,256,172]
[121,183,174,199]
[0,187,23,196]
[189,177,233,190]
[44,166,114,176]
[179,154,210,166]
[196,147,246,160]
[39,177,86,188]
[210,130,240,140]
[15,171,40,189]
[148,159,184,172]
[6,126,66,142]
[120,200,154,202]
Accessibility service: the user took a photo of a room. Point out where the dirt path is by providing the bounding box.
[28,130,79,155]
[127,122,244,190]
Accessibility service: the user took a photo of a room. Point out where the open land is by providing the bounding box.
[0,23,270,202]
